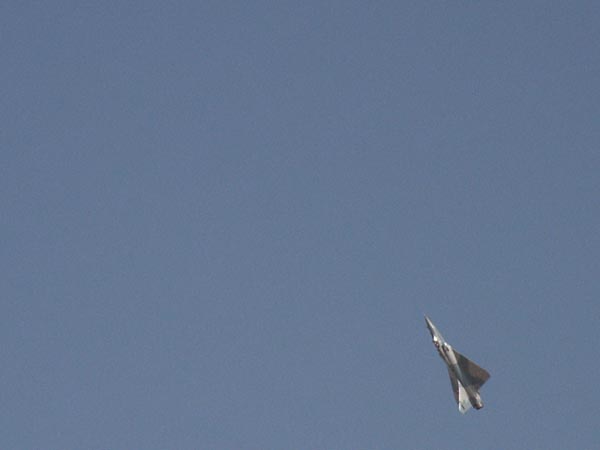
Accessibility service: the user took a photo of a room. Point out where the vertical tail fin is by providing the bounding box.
[447,368,472,414]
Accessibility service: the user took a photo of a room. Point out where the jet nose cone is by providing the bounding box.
[424,315,445,343]
[424,315,434,330]
[424,315,435,335]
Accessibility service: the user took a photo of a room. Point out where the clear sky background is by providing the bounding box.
[2,2,599,449]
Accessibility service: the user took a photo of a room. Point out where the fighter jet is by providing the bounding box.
[425,315,490,413]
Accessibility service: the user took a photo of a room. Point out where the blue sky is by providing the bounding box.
[2,2,599,449]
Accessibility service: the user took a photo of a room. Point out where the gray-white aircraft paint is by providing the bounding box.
[425,315,490,413]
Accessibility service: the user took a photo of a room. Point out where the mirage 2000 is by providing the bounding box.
[425,315,490,413]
